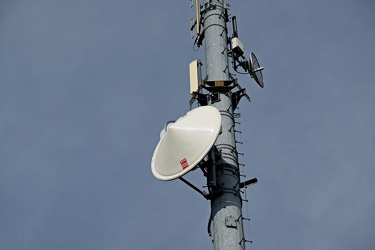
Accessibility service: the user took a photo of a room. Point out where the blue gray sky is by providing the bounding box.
[0,0,374,249]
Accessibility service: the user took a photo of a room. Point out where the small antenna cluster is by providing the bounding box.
[188,1,264,111]
[228,15,264,88]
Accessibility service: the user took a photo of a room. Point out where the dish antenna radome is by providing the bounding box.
[151,106,221,181]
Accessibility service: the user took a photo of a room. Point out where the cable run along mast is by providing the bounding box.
[151,1,264,249]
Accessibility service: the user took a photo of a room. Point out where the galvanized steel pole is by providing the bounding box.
[202,0,245,249]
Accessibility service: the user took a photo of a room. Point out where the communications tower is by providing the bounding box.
[151,1,264,249]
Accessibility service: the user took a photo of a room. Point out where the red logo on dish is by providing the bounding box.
[180,158,189,169]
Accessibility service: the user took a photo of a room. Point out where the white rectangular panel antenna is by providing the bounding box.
[189,60,199,94]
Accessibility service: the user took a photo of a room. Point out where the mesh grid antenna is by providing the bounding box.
[249,52,264,88]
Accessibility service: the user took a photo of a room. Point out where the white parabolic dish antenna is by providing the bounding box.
[151,106,221,181]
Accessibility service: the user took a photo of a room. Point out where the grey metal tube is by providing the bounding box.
[203,0,230,82]
[202,0,245,249]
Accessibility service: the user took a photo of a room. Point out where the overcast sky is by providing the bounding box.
[0,0,374,250]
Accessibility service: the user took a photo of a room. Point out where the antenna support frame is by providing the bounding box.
[179,176,211,200]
